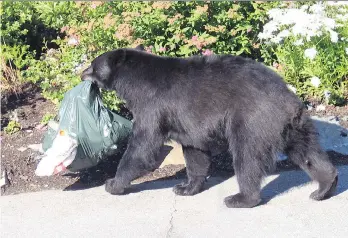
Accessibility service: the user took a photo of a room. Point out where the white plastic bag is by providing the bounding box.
[35,130,78,176]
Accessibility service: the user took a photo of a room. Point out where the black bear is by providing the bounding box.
[81,47,338,208]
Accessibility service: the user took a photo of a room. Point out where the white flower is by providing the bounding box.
[81,54,88,62]
[310,3,325,14]
[300,5,309,11]
[261,21,279,37]
[259,4,341,44]
[336,14,348,22]
[294,39,304,46]
[310,76,321,88]
[327,1,348,6]
[323,18,336,29]
[67,37,79,46]
[278,30,290,38]
[268,8,283,20]
[329,30,339,43]
[270,35,282,44]
[324,90,331,101]
[345,48,348,55]
[287,84,297,93]
[304,48,317,60]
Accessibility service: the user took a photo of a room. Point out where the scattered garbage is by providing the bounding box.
[0,170,9,187]
[316,104,326,112]
[35,124,47,131]
[28,144,44,153]
[306,103,313,111]
[327,115,339,122]
[17,147,28,152]
[35,81,132,176]
[35,130,78,176]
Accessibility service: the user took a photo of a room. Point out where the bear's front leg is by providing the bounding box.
[105,177,127,195]
[105,123,165,195]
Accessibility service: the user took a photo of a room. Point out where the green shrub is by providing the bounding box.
[0,1,62,96]
[1,1,347,110]
[259,1,348,105]
[23,1,281,110]
[41,113,56,125]
[4,120,21,135]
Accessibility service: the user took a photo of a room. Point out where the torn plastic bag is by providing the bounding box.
[37,81,132,175]
[35,130,78,176]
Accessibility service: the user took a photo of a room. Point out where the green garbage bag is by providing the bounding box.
[41,81,132,173]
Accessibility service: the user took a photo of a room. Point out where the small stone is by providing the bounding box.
[17,147,28,152]
[28,144,44,153]
[0,170,9,187]
[25,129,33,133]
[307,105,313,111]
[35,124,47,131]
[17,110,26,119]
[9,110,19,122]
[19,175,29,181]
[328,116,339,122]
[34,155,44,161]
[44,184,49,188]
[316,104,326,112]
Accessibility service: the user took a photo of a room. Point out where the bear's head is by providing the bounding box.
[81,45,145,90]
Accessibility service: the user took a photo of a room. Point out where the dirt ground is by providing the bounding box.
[1,85,348,196]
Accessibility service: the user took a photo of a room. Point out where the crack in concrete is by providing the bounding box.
[166,193,177,238]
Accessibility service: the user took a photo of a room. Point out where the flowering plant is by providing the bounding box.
[2,1,347,110]
[3,1,279,111]
[259,1,348,105]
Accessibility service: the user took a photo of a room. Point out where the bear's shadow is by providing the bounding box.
[261,166,348,204]
[63,145,348,203]
[63,145,231,192]
[127,163,348,202]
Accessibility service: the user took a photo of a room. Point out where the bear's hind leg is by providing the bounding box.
[285,116,337,201]
[224,140,268,208]
[173,146,211,196]
[224,160,263,208]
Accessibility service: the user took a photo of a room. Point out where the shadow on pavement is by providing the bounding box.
[63,118,348,202]
[63,145,174,191]
[261,165,348,204]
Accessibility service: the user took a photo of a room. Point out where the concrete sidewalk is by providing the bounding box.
[1,166,348,238]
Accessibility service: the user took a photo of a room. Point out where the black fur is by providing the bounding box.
[81,47,338,208]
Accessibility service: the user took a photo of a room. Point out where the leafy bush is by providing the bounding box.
[4,120,21,135]
[1,1,347,110]
[41,113,55,125]
[31,1,281,110]
[259,1,348,105]
[1,57,23,96]
[0,1,62,97]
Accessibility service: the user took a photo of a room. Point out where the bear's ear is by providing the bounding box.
[134,44,145,51]
[109,49,127,66]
